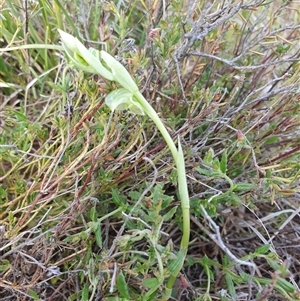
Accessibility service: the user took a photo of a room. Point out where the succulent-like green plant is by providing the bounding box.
[58,29,190,299]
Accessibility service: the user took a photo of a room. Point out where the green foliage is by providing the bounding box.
[1,0,300,300]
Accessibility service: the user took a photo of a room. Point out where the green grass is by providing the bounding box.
[1,0,300,300]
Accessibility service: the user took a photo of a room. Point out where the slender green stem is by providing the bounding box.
[134,91,190,298]
[134,91,178,162]
[177,140,190,250]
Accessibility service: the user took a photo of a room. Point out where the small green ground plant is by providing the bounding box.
[1,0,300,300]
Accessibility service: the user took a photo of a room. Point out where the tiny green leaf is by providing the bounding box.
[254,244,270,255]
[28,289,39,300]
[163,206,178,222]
[81,284,89,301]
[276,277,296,293]
[195,167,213,176]
[117,270,131,298]
[233,183,257,191]
[267,257,280,270]
[204,148,214,165]
[0,259,10,272]
[142,277,160,288]
[220,150,227,174]
[225,273,236,299]
[95,224,102,249]
[167,249,186,276]
[263,136,279,145]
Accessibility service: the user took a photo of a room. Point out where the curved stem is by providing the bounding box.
[134,92,178,161]
[134,91,190,298]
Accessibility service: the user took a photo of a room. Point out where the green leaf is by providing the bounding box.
[81,283,89,301]
[0,259,10,272]
[267,257,280,270]
[128,190,142,201]
[142,277,160,288]
[11,109,28,122]
[239,272,250,282]
[28,289,39,300]
[89,207,97,221]
[220,150,227,174]
[228,192,241,204]
[203,148,214,165]
[111,189,124,206]
[263,136,279,145]
[276,277,296,293]
[167,249,186,275]
[212,158,220,170]
[254,244,270,255]
[163,206,178,222]
[95,224,102,249]
[195,167,212,176]
[225,273,236,299]
[117,270,131,299]
[233,183,257,192]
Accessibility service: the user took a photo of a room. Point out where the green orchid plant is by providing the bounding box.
[58,29,190,299]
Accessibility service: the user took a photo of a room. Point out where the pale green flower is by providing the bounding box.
[57,29,113,80]
[100,51,139,93]
[58,29,139,93]
[105,88,145,115]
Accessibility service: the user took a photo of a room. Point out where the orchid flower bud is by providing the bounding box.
[58,30,139,94]
[100,51,139,94]
[58,29,114,80]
